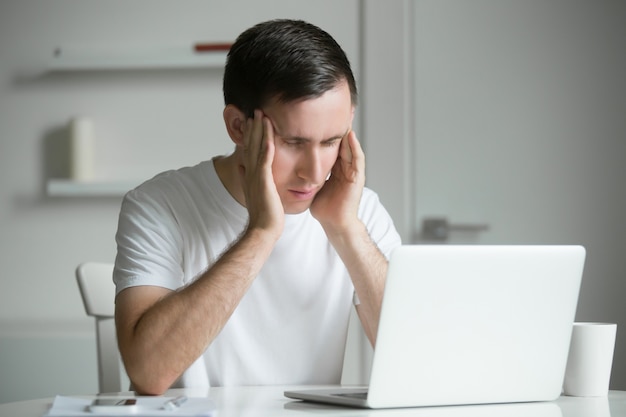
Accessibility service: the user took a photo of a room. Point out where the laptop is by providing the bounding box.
[285,245,586,409]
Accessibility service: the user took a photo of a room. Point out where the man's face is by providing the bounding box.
[262,81,354,214]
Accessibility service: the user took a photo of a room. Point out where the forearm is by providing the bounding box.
[323,220,387,346]
[116,227,277,394]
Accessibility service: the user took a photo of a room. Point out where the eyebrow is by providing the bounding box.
[276,128,350,144]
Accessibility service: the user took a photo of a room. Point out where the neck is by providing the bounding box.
[213,153,246,207]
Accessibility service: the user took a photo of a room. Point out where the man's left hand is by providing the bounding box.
[310,130,365,233]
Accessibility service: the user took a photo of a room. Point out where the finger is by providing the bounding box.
[241,115,252,153]
[252,110,265,162]
[347,130,365,171]
[340,129,353,163]
[261,115,275,169]
[334,130,364,183]
[244,110,264,166]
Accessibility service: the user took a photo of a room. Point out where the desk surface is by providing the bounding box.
[1,386,625,417]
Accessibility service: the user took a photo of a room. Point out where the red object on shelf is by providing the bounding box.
[194,43,232,52]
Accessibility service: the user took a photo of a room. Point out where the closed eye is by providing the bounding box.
[322,138,341,148]
[283,139,305,147]
[280,134,344,148]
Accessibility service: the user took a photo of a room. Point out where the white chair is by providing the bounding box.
[76,262,128,393]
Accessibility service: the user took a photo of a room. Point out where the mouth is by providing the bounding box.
[288,188,318,200]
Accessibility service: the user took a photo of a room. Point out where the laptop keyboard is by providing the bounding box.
[333,391,368,399]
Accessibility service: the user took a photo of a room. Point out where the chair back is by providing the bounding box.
[76,262,127,393]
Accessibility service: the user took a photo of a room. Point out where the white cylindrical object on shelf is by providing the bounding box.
[69,117,95,181]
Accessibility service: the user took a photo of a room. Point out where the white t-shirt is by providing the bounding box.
[114,159,401,387]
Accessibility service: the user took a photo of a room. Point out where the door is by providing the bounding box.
[362,0,626,389]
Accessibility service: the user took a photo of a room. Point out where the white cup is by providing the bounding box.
[563,322,617,397]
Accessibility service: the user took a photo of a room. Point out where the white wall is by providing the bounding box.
[2,0,625,404]
[0,0,359,403]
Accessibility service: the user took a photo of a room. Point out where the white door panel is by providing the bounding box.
[363,0,626,389]
[412,1,626,246]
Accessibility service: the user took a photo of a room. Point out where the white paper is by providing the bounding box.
[44,396,216,417]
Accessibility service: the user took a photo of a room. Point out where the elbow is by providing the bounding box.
[127,367,176,396]
[121,351,178,396]
[131,379,171,396]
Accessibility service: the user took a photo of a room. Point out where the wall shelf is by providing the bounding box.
[46,179,140,197]
[47,44,230,71]
[44,43,232,195]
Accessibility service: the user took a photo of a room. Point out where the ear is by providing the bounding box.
[223,104,246,146]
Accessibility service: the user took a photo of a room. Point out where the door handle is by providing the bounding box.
[421,217,489,241]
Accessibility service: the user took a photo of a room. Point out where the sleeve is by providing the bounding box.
[353,188,403,305]
[358,187,403,260]
[113,186,185,295]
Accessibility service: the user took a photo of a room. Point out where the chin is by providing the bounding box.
[283,202,312,215]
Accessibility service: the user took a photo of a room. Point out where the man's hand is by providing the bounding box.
[310,130,365,233]
[240,110,285,238]
[310,130,386,346]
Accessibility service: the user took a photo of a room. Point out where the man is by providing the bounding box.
[113,19,401,395]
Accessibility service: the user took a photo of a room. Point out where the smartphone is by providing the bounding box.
[88,398,138,414]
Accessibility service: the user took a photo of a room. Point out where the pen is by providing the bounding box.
[162,395,188,410]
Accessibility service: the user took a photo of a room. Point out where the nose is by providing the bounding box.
[297,147,326,184]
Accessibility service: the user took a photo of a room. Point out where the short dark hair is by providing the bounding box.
[223,19,358,117]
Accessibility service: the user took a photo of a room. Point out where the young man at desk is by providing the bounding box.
[113,19,401,395]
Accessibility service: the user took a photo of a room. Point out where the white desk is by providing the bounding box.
[1,386,625,416]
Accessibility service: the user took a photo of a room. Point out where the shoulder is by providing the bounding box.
[131,161,213,196]
[358,187,386,214]
[357,187,395,234]
[122,161,213,209]
[358,187,402,256]
[360,187,381,202]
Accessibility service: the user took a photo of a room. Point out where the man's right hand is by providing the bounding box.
[239,110,284,239]
[116,111,286,396]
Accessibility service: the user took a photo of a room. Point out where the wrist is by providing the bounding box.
[321,218,365,245]
[243,223,282,247]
